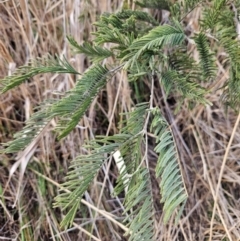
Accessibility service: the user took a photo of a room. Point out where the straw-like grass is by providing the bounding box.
[0,1,240,240]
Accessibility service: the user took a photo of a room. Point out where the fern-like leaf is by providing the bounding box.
[116,9,159,26]
[168,47,201,84]
[135,0,171,10]
[54,143,115,228]
[215,7,240,109]
[94,14,129,47]
[160,69,209,104]
[67,36,113,62]
[151,108,188,223]
[202,0,227,29]
[51,64,118,139]
[111,103,155,240]
[124,23,185,68]
[123,168,154,241]
[54,103,151,231]
[0,55,79,93]
[114,102,148,195]
[221,67,240,111]
[3,101,53,153]
[194,32,216,80]
[170,0,205,20]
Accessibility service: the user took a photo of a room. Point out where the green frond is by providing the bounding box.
[170,0,204,23]
[135,0,171,10]
[214,8,240,109]
[165,48,201,97]
[183,0,204,10]
[218,29,240,65]
[55,103,149,228]
[160,69,209,104]
[114,135,143,196]
[194,32,216,80]
[94,15,129,47]
[124,53,157,82]
[116,9,158,26]
[216,8,235,36]
[51,64,117,139]
[124,23,185,68]
[111,103,155,240]
[0,55,80,93]
[221,66,240,111]
[54,144,114,228]
[92,10,161,54]
[168,48,200,79]
[123,168,154,241]
[202,0,227,29]
[121,102,148,134]
[67,36,113,62]
[114,102,148,195]
[151,108,188,223]
[3,101,53,153]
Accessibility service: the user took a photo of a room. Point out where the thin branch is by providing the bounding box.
[143,71,155,169]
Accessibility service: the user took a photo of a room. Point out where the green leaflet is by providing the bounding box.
[3,101,53,153]
[67,36,113,62]
[116,9,159,26]
[151,107,188,223]
[194,32,216,80]
[202,0,227,29]
[160,69,209,105]
[124,23,185,68]
[51,64,113,139]
[123,168,154,241]
[135,0,171,10]
[54,150,109,228]
[0,55,79,93]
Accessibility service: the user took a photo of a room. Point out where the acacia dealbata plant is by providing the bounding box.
[1,0,240,240]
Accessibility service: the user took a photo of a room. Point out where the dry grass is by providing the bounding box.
[0,1,240,240]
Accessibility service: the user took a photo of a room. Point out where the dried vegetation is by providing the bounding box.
[0,0,240,240]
